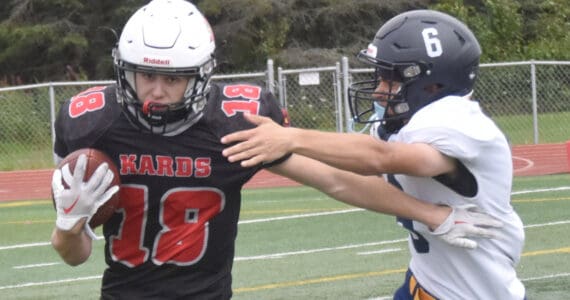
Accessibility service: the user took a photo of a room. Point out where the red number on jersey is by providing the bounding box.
[68,86,107,118]
[223,84,261,100]
[110,185,149,267]
[154,188,224,265]
[221,84,262,117]
[222,100,260,117]
[110,185,225,267]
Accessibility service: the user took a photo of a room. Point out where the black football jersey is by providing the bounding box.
[53,82,287,299]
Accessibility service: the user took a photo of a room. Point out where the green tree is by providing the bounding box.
[431,0,570,61]
[197,0,292,72]
[1,0,570,84]
[431,0,524,62]
[0,0,145,85]
[521,0,570,60]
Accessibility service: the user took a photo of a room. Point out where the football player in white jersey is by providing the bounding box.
[221,10,526,300]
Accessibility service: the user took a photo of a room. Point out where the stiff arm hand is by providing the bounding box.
[427,204,503,249]
[52,154,119,239]
[221,113,292,166]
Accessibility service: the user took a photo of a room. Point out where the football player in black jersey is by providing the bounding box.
[50,1,502,299]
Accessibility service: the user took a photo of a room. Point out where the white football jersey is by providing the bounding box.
[386,96,525,299]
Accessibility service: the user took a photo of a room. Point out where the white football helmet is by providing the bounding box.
[113,0,216,135]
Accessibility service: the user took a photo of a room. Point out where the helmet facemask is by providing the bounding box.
[348,50,426,133]
[115,56,215,135]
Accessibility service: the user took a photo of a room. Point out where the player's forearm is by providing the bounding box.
[271,155,449,229]
[51,220,92,266]
[289,128,389,175]
[325,171,449,229]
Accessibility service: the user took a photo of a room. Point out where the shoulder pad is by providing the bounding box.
[55,85,122,153]
[204,82,283,138]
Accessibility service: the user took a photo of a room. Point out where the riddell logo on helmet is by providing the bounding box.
[143,57,170,66]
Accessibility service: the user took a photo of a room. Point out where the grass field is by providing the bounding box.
[492,111,570,145]
[1,174,569,299]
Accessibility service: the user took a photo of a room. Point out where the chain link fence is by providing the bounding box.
[477,62,570,145]
[276,65,344,131]
[344,61,570,144]
[1,60,569,170]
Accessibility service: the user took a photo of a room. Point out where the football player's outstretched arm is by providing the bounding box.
[267,154,447,228]
[222,113,455,177]
[268,154,502,249]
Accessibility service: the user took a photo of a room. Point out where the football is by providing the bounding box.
[54,148,121,229]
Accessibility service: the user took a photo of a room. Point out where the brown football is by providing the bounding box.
[53,148,121,229]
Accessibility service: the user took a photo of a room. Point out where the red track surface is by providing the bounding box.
[511,142,570,176]
[0,169,301,202]
[1,142,568,202]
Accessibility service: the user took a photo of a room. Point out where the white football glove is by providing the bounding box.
[52,154,119,239]
[429,204,504,249]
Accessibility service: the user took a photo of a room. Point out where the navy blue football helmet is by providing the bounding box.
[348,10,481,133]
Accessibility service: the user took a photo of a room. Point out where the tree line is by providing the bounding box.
[0,0,568,85]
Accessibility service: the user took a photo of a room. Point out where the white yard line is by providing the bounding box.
[234,239,407,261]
[511,186,570,195]
[0,276,102,290]
[237,208,363,224]
[13,262,61,269]
[522,272,570,282]
[357,248,402,256]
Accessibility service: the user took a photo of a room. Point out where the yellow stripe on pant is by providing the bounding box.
[409,274,437,300]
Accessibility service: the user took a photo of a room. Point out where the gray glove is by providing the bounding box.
[430,204,504,249]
